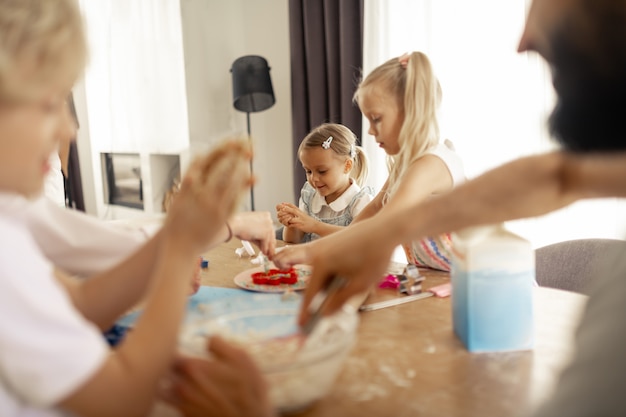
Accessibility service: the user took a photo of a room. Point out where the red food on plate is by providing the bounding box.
[280,270,298,285]
[252,268,298,285]
[251,272,268,285]
[267,275,282,286]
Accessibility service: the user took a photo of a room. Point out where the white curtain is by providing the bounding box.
[363,0,626,248]
[78,0,189,155]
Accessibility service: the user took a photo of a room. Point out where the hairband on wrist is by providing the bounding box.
[224,221,233,243]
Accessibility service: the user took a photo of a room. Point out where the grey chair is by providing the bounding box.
[535,238,626,295]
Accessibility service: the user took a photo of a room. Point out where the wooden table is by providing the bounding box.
[153,240,587,417]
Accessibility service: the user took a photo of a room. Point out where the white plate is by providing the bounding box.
[233,264,311,293]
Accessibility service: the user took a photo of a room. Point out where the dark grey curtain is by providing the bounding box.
[65,142,85,211]
[66,93,85,211]
[289,0,364,201]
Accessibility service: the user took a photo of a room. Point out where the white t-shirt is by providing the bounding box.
[25,196,153,278]
[44,153,65,208]
[0,192,109,417]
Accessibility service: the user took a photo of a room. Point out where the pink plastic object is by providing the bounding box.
[378,274,400,289]
[429,282,452,297]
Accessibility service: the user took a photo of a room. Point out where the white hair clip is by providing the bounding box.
[350,144,357,158]
[322,136,333,149]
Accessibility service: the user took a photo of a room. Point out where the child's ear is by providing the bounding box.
[344,158,353,173]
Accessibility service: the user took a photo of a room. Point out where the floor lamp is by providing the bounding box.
[230,55,276,211]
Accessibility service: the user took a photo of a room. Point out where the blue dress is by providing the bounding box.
[299,181,374,243]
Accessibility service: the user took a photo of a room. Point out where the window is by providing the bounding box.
[102,153,143,210]
[364,0,626,247]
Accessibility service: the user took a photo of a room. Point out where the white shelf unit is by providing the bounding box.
[148,153,183,213]
[95,151,188,220]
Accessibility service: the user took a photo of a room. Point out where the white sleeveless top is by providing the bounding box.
[399,139,465,271]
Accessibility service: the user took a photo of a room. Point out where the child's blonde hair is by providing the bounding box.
[354,51,442,199]
[0,0,87,103]
[298,123,369,187]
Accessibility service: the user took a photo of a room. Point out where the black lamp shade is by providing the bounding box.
[230,55,275,113]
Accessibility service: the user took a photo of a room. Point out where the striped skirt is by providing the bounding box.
[402,233,453,272]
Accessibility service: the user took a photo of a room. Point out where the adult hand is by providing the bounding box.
[229,211,276,257]
[297,219,397,326]
[163,336,275,417]
[162,140,252,255]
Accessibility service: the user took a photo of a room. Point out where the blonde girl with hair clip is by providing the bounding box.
[277,123,374,243]
[0,1,274,416]
[273,52,464,272]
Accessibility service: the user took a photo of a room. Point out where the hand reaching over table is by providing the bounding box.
[295,218,398,326]
[270,241,313,270]
[228,211,276,258]
[161,139,252,255]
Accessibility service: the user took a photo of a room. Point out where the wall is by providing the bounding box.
[180,0,294,213]
[76,0,294,220]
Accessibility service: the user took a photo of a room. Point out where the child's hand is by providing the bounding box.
[275,202,295,227]
[272,242,313,269]
[228,211,276,257]
[163,140,252,255]
[276,203,314,233]
[162,336,275,417]
[276,203,301,227]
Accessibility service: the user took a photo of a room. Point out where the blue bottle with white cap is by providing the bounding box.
[451,223,534,352]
